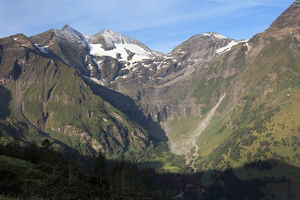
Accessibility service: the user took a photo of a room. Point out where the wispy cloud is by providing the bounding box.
[0,0,294,53]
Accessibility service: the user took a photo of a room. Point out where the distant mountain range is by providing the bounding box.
[0,0,299,175]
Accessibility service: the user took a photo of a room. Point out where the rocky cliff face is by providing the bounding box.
[0,31,152,155]
[187,1,300,169]
[30,25,95,76]
[85,31,240,123]
[268,0,300,33]
[171,32,240,62]
[0,22,245,154]
[0,25,243,157]
[0,1,299,171]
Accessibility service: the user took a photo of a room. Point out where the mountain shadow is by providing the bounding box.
[203,160,300,200]
[0,86,11,119]
[150,159,300,200]
[1,138,300,200]
[83,77,168,143]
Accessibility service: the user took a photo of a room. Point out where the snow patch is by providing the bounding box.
[214,33,227,39]
[244,41,251,54]
[132,67,139,72]
[203,32,227,39]
[241,39,249,43]
[90,77,104,85]
[123,61,137,70]
[34,44,49,54]
[120,74,130,79]
[55,26,88,48]
[86,64,93,71]
[90,42,151,62]
[216,41,239,54]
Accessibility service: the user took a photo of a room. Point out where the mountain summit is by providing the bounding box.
[0,0,299,175]
[171,32,240,62]
[267,0,300,35]
[0,1,300,199]
[85,30,162,62]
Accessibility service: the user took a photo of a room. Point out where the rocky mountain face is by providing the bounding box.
[267,0,300,35]
[0,30,155,156]
[171,32,240,61]
[84,31,241,125]
[188,0,300,169]
[0,0,299,173]
[0,23,243,158]
[86,29,162,59]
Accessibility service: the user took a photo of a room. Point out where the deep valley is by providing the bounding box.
[1,1,300,199]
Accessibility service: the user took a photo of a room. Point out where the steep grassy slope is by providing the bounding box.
[162,42,247,155]
[157,1,300,172]
[0,34,151,156]
[192,32,300,170]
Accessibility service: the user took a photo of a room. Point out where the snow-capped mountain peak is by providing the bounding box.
[84,30,162,62]
[54,24,89,49]
[98,29,137,46]
[202,32,228,39]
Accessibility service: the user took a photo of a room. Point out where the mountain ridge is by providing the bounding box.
[0,1,299,174]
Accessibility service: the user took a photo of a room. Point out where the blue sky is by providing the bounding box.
[0,0,294,53]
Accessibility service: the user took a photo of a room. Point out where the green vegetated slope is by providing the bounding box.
[0,34,151,157]
[163,3,300,174]
[0,143,177,200]
[164,42,247,155]
[0,33,184,173]
[23,62,149,155]
[1,1,300,178]
[192,34,300,171]
[1,140,300,200]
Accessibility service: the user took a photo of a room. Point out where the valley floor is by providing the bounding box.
[167,94,226,171]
